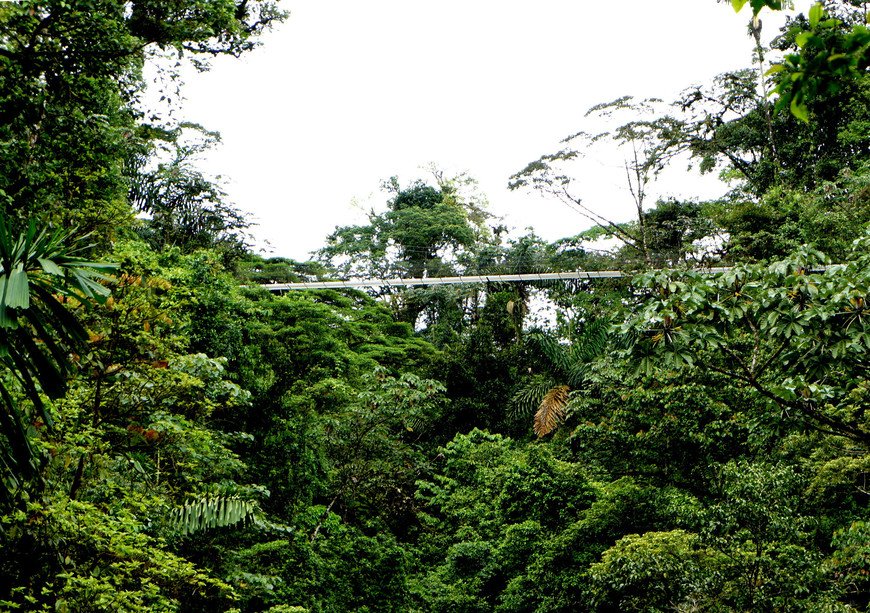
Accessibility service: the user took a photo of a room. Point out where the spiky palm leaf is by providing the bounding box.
[534,385,570,438]
[0,218,115,493]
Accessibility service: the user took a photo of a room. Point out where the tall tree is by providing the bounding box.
[0,0,285,242]
[128,123,252,260]
[319,170,495,327]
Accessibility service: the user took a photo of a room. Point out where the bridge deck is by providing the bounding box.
[259,268,734,291]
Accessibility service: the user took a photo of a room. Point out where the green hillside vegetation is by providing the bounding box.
[3,1,870,611]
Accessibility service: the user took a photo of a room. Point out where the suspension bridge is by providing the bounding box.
[259,267,734,291]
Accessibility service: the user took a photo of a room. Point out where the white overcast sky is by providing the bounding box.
[175,0,813,261]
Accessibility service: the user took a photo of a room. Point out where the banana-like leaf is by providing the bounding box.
[0,451,20,500]
[16,333,64,400]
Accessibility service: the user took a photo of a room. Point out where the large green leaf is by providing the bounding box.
[5,268,29,310]
[37,257,63,276]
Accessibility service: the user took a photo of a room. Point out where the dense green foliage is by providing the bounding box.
[3,1,870,612]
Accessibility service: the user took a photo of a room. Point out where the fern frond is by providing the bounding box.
[170,496,256,536]
[509,376,557,419]
[534,385,570,438]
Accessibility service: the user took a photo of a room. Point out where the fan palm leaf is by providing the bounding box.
[0,217,115,494]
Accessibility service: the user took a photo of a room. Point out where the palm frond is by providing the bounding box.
[509,376,557,419]
[525,328,571,373]
[571,318,612,362]
[566,318,613,387]
[0,378,35,481]
[0,216,116,490]
[170,496,257,536]
[534,385,570,438]
[565,361,589,389]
